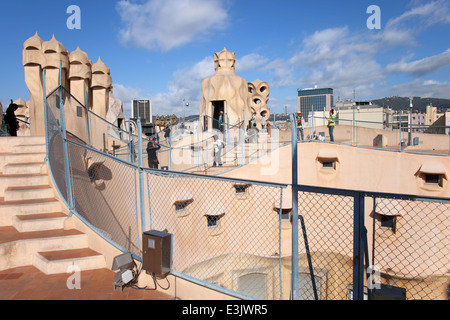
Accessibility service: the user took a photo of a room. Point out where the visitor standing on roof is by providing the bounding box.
[296,112,304,141]
[5,101,19,137]
[147,135,161,169]
[218,111,224,133]
[261,113,266,130]
[163,125,171,146]
[328,109,335,142]
[212,135,225,167]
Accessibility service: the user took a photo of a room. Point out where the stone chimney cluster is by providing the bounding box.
[22,32,122,137]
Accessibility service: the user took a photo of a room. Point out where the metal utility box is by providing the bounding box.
[372,284,406,300]
[142,230,172,277]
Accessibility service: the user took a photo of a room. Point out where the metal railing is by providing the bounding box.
[292,184,449,300]
[296,113,450,155]
[43,77,449,299]
[44,84,288,300]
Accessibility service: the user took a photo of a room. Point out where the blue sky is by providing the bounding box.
[1,0,450,118]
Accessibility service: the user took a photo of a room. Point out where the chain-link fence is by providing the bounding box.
[370,195,449,300]
[295,185,449,300]
[68,140,141,257]
[44,85,449,300]
[146,170,286,299]
[296,189,355,300]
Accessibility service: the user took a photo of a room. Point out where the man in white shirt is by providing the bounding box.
[213,135,224,167]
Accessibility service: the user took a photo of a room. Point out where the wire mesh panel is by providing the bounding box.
[46,100,68,202]
[297,190,355,300]
[67,141,141,257]
[146,170,285,300]
[370,196,450,300]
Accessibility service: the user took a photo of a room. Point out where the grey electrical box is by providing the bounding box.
[142,230,172,277]
[372,284,406,300]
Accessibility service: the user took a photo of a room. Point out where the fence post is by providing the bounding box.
[399,110,402,152]
[290,113,299,300]
[85,90,92,147]
[137,117,146,233]
[311,105,315,142]
[43,69,48,156]
[59,88,75,214]
[353,192,365,300]
[128,123,134,163]
[353,107,355,146]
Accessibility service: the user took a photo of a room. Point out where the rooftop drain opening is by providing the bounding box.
[174,199,194,211]
[273,190,292,223]
[234,183,251,194]
[205,205,225,236]
[417,163,447,190]
[207,214,224,228]
[316,149,339,173]
[172,192,194,217]
[374,199,402,235]
[274,208,291,221]
[321,160,336,169]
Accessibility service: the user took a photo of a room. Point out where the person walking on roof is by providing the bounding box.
[327,109,335,142]
[5,101,19,137]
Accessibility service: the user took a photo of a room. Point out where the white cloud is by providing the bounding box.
[260,1,450,101]
[236,53,269,73]
[116,0,229,51]
[385,49,450,76]
[379,0,450,47]
[151,56,214,116]
[150,52,272,116]
[262,26,383,100]
[114,1,450,119]
[113,83,145,118]
[388,0,450,29]
[389,79,450,99]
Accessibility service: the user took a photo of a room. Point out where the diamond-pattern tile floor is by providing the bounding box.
[0,266,173,300]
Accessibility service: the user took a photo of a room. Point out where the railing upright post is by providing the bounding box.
[353,192,365,300]
[137,117,146,234]
[398,110,402,152]
[43,69,48,156]
[85,90,92,147]
[290,113,299,300]
[59,86,75,215]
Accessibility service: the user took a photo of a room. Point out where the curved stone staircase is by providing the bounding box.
[0,136,106,274]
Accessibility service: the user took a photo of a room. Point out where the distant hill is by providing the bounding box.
[372,97,450,113]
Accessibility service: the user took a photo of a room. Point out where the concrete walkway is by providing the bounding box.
[0,266,173,300]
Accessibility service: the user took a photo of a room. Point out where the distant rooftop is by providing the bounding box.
[298,88,333,96]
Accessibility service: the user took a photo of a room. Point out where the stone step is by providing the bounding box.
[3,162,47,175]
[0,136,45,150]
[0,227,89,271]
[35,248,106,275]
[13,212,67,232]
[0,152,46,165]
[12,144,46,154]
[0,174,49,197]
[4,185,55,202]
[0,197,62,227]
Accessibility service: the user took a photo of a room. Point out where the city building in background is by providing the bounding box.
[298,87,334,123]
[131,99,154,135]
[131,99,152,124]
